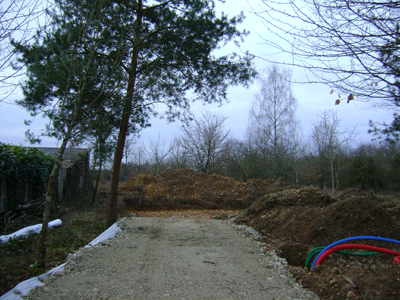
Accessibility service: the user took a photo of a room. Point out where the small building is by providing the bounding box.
[0,146,93,213]
[35,147,93,204]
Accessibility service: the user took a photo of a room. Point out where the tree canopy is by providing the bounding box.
[13,0,257,225]
[179,111,230,174]
[12,0,127,144]
[101,0,257,225]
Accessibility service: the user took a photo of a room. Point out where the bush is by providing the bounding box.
[0,143,55,211]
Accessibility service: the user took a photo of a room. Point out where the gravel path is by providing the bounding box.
[28,217,319,299]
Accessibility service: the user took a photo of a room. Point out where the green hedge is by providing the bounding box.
[0,143,55,211]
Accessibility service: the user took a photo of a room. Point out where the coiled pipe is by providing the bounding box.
[311,236,400,269]
[313,244,400,267]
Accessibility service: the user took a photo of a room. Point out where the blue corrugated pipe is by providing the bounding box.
[311,236,400,270]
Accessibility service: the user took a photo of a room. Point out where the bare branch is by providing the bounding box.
[0,0,50,102]
[252,0,400,104]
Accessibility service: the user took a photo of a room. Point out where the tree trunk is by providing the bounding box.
[107,115,130,225]
[335,160,340,194]
[90,156,103,206]
[39,136,69,270]
[330,157,336,198]
[107,0,143,226]
[0,178,6,213]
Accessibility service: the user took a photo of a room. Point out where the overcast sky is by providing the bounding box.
[0,0,392,149]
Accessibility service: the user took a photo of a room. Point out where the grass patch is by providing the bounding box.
[0,205,108,296]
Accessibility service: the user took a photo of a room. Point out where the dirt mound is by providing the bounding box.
[116,169,400,299]
[236,187,400,247]
[337,188,380,202]
[234,187,400,299]
[118,169,291,211]
[235,186,333,220]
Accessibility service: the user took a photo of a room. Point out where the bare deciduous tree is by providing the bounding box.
[253,0,400,104]
[311,109,357,197]
[132,142,147,175]
[222,138,255,182]
[287,120,304,186]
[247,65,297,181]
[123,135,139,180]
[1,0,47,101]
[146,134,173,175]
[179,111,230,174]
[168,138,188,169]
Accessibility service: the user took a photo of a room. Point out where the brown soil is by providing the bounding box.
[119,169,400,300]
[235,187,400,299]
[119,168,295,211]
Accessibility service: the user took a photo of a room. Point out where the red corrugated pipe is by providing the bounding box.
[314,244,400,267]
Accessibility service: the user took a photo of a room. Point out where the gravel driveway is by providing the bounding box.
[27,217,319,299]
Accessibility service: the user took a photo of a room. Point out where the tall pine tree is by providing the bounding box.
[13,0,130,269]
[84,0,256,225]
[15,0,256,233]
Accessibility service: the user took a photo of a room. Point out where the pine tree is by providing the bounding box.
[12,0,129,269]
[14,0,256,232]
[84,0,257,225]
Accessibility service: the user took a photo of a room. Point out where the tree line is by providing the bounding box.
[3,0,400,269]
[97,66,400,197]
[113,131,400,195]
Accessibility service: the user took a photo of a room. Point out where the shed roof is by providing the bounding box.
[33,147,90,168]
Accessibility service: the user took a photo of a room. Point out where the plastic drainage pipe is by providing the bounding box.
[311,236,400,270]
[313,244,400,267]
[305,246,380,268]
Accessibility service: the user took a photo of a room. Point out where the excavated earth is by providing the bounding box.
[118,169,400,299]
[31,169,400,299]
[118,168,297,211]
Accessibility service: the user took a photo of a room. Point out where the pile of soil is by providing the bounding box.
[119,169,400,299]
[235,187,400,299]
[235,187,400,248]
[119,168,295,211]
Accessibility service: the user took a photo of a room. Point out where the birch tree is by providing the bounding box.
[311,109,357,196]
[247,65,297,181]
